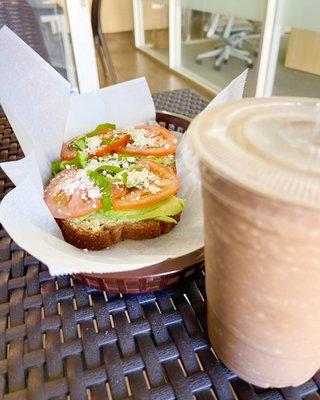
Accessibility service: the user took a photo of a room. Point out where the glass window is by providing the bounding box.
[179,0,267,96]
[272,0,320,97]
[141,0,169,64]
[27,0,79,90]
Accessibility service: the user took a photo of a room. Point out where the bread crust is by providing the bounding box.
[56,213,181,250]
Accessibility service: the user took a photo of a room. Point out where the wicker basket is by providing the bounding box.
[73,111,204,294]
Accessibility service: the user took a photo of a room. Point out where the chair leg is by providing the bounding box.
[229,47,253,64]
[196,48,223,62]
[215,46,228,67]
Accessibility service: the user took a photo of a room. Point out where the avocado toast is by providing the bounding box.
[44,123,185,250]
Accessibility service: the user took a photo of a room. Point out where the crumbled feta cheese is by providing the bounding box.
[126,128,158,148]
[87,187,101,200]
[59,169,102,200]
[84,158,101,171]
[126,168,161,194]
[84,154,136,172]
[85,136,102,153]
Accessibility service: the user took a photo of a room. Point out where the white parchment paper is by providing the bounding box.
[0,27,247,275]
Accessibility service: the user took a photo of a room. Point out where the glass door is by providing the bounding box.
[177,0,268,96]
[266,0,320,97]
[133,0,170,65]
[27,0,99,93]
[133,0,268,96]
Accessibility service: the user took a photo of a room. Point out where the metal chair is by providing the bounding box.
[91,0,117,84]
[0,0,49,112]
[0,0,49,62]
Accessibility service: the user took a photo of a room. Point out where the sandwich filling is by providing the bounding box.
[45,123,185,230]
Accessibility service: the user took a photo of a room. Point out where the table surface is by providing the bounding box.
[0,89,319,400]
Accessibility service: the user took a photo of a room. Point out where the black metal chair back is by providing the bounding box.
[0,0,49,61]
[0,0,49,112]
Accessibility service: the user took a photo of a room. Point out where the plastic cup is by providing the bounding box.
[190,97,320,388]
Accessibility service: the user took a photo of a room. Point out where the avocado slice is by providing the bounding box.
[73,196,185,225]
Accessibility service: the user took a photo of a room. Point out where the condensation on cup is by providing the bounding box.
[190,97,320,388]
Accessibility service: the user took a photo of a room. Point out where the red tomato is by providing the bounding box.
[61,140,78,161]
[111,159,179,210]
[116,125,177,156]
[61,132,130,161]
[44,168,102,219]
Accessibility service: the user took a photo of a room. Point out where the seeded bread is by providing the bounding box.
[57,213,181,250]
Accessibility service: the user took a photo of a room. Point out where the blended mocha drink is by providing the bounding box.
[190,98,320,388]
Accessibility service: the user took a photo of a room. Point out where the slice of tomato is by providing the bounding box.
[61,132,130,161]
[116,125,177,156]
[111,159,179,210]
[44,168,102,219]
[90,132,130,158]
[61,139,78,160]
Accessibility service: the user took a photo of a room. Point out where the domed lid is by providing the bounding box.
[190,97,320,209]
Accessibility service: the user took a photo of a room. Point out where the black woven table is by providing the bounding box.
[0,89,319,400]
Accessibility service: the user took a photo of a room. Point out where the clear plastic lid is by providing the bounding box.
[190,97,320,209]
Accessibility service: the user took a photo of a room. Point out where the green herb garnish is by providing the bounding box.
[52,160,63,176]
[72,137,86,151]
[74,150,88,168]
[121,171,128,186]
[51,150,88,176]
[100,137,114,145]
[85,123,116,138]
[95,165,123,175]
[71,123,116,151]
[87,170,112,211]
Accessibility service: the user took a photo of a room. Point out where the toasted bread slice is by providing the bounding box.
[57,213,181,250]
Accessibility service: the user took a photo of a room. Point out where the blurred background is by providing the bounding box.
[1,0,320,99]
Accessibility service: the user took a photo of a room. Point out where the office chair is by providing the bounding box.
[196,14,254,70]
[91,0,117,84]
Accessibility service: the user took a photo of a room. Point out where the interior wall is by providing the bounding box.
[143,1,169,30]
[57,0,168,34]
[88,0,168,33]
[87,0,134,33]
